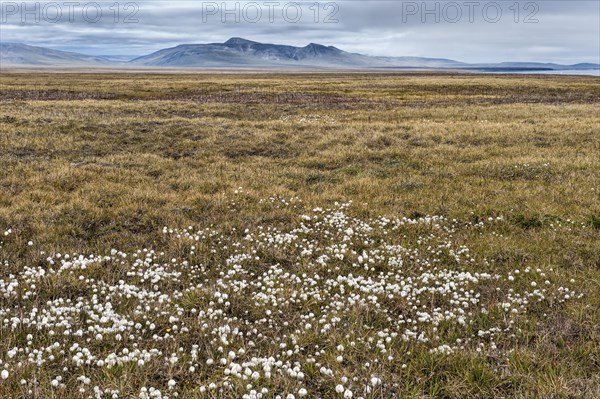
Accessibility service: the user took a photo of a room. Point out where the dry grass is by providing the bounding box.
[0,72,599,398]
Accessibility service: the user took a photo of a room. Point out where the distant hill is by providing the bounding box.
[474,61,600,71]
[0,42,115,66]
[128,37,402,68]
[2,38,599,71]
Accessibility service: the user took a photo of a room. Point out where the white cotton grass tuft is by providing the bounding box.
[0,197,583,396]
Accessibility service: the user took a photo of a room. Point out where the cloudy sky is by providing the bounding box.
[1,1,599,63]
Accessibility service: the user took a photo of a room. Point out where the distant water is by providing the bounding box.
[491,69,599,77]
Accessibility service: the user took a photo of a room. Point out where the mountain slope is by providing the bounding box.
[129,37,418,68]
[0,43,115,66]
[3,39,599,70]
[129,38,599,70]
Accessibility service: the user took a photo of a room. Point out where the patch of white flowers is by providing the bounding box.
[0,198,582,397]
[279,114,337,125]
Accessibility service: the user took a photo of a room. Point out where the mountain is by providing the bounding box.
[2,39,599,71]
[0,42,116,66]
[128,37,398,68]
[129,38,600,70]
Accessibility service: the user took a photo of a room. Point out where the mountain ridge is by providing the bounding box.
[2,39,599,71]
[0,42,116,66]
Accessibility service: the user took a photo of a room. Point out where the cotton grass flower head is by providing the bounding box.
[0,197,583,397]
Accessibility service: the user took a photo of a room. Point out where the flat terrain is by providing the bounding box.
[0,72,599,398]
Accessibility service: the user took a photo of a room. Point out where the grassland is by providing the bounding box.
[0,72,599,398]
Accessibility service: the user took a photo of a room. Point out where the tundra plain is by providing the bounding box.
[0,73,599,398]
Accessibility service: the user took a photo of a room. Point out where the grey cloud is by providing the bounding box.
[0,0,598,62]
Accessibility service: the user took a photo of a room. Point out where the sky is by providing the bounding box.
[1,0,599,63]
